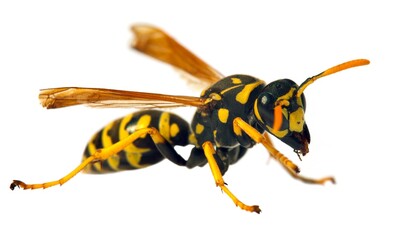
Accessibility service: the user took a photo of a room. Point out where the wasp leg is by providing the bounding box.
[281,163,336,184]
[233,117,300,174]
[10,127,186,190]
[202,141,261,214]
[262,132,335,184]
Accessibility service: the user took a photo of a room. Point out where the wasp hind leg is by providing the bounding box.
[10,127,187,190]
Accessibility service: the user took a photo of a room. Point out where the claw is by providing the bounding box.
[252,205,262,214]
[10,180,24,190]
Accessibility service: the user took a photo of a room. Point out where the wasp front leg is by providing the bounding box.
[262,132,335,184]
[233,117,335,185]
[233,118,300,174]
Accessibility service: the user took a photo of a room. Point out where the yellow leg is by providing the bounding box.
[233,117,300,174]
[262,132,335,184]
[10,128,158,190]
[202,141,261,214]
[280,163,336,184]
[234,118,335,185]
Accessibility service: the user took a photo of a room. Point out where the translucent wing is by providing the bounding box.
[39,87,205,109]
[131,24,224,85]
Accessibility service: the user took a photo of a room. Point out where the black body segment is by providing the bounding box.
[191,74,266,148]
[83,110,191,173]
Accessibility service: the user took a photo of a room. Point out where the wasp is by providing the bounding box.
[10,24,369,213]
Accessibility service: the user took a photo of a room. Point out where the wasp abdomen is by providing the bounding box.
[83,110,191,173]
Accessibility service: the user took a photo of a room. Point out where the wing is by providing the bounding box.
[39,87,205,109]
[131,24,224,85]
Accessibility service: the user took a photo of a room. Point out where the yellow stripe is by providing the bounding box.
[119,113,151,153]
[277,88,295,101]
[266,125,288,138]
[101,121,114,147]
[236,80,264,104]
[126,152,148,169]
[107,155,120,171]
[137,114,152,128]
[119,113,135,140]
[220,84,243,95]
[289,108,304,132]
[159,112,170,142]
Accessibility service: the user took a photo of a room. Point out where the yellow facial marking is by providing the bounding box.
[236,81,264,104]
[170,123,180,138]
[218,108,230,123]
[266,125,288,138]
[289,108,305,132]
[277,88,295,101]
[231,77,242,84]
[195,123,204,135]
[282,108,289,120]
[159,112,170,141]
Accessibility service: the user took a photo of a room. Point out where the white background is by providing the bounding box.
[1,1,402,239]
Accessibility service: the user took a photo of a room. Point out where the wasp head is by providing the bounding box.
[253,79,310,155]
[252,59,370,155]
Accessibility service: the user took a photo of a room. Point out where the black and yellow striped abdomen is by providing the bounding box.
[83,110,191,173]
